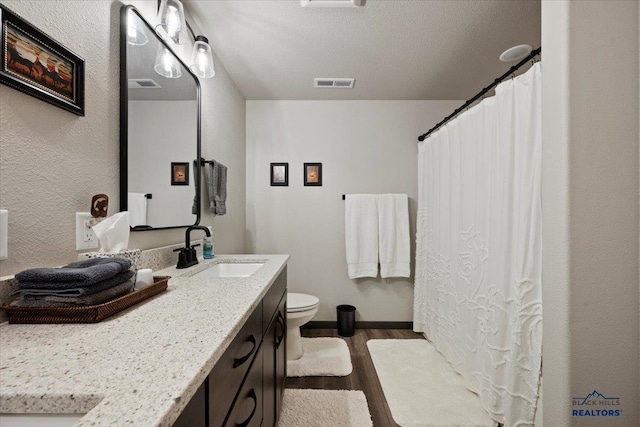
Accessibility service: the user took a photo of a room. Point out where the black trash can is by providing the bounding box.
[336,304,356,337]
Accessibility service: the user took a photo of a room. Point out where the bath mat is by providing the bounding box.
[367,339,497,427]
[287,337,352,377]
[278,389,372,427]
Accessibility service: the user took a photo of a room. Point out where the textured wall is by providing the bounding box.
[246,100,460,322]
[542,1,639,425]
[0,0,246,277]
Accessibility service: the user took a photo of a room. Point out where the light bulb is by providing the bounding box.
[154,44,182,79]
[127,11,148,46]
[165,6,180,40]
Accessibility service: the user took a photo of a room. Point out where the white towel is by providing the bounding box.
[127,192,147,227]
[345,194,379,278]
[377,194,410,278]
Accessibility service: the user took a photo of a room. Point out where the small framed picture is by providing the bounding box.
[0,5,85,116]
[304,163,322,186]
[270,163,288,186]
[171,162,189,186]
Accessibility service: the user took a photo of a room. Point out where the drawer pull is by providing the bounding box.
[233,335,257,368]
[275,311,285,349]
[236,388,257,427]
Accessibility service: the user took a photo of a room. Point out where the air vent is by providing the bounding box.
[128,79,162,89]
[314,78,355,89]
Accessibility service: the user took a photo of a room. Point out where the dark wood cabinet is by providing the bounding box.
[273,295,287,425]
[223,344,264,427]
[173,380,206,427]
[174,267,287,427]
[261,269,287,427]
[209,304,263,427]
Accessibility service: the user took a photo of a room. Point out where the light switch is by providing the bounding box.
[0,210,7,260]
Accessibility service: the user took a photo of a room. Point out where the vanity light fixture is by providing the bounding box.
[154,44,182,78]
[301,0,365,7]
[126,10,148,45]
[156,0,188,45]
[190,35,215,78]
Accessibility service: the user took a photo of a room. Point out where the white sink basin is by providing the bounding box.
[190,262,264,278]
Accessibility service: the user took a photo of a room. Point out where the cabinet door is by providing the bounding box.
[274,295,287,423]
[262,267,287,336]
[262,315,276,427]
[224,344,264,427]
[173,380,206,427]
[210,304,262,427]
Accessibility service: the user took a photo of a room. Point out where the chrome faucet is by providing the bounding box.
[174,226,211,269]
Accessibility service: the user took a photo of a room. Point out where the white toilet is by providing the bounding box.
[286,292,320,360]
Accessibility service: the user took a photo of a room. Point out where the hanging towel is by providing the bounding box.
[345,194,379,278]
[192,160,199,215]
[205,160,227,216]
[377,194,411,278]
[128,192,147,227]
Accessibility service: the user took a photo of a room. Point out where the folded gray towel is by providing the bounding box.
[15,258,132,288]
[10,279,135,308]
[14,270,135,297]
[205,160,227,216]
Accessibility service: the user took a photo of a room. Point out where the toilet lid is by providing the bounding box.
[288,293,319,312]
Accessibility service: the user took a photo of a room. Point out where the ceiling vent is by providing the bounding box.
[301,0,364,8]
[128,79,162,89]
[314,78,356,89]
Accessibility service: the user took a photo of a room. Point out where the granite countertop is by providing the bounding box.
[0,254,289,427]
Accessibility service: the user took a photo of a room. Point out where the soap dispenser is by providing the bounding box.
[203,227,214,259]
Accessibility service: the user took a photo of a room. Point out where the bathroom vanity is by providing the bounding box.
[0,255,288,427]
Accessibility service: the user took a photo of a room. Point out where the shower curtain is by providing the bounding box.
[414,63,542,426]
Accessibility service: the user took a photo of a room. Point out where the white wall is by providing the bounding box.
[246,100,460,322]
[542,1,639,425]
[129,101,197,227]
[0,0,246,277]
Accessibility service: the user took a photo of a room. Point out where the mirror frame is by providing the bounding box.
[119,5,201,231]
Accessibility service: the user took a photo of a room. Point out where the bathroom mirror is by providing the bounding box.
[119,5,201,230]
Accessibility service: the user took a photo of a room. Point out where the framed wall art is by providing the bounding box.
[171,162,189,186]
[304,163,322,186]
[270,163,288,186]
[0,5,85,115]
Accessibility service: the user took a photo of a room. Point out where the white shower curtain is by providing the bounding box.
[414,63,542,426]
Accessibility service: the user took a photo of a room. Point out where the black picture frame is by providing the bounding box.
[270,163,288,186]
[0,5,85,116]
[171,162,189,186]
[304,163,322,186]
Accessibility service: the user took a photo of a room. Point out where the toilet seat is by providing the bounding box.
[287,293,319,313]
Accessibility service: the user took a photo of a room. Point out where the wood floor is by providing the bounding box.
[286,328,423,427]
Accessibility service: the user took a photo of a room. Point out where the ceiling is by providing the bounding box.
[185,0,541,100]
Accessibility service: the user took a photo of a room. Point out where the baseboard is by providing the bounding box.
[303,321,413,330]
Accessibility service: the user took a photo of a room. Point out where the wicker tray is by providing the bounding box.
[2,276,170,324]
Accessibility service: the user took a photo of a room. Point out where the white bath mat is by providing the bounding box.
[278,389,373,427]
[287,337,352,377]
[367,339,497,427]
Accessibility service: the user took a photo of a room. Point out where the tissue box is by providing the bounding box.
[80,249,142,271]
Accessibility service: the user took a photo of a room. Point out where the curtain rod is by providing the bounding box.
[417,46,541,142]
